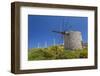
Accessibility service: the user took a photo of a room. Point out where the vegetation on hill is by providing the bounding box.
[28,45,88,61]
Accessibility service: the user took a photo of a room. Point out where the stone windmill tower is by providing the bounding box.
[64,31,82,50]
[52,30,82,50]
[52,18,82,50]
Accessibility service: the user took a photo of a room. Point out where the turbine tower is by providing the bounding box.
[45,41,47,48]
[53,38,56,46]
[37,43,40,48]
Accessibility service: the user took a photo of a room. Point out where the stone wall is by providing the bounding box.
[64,31,82,50]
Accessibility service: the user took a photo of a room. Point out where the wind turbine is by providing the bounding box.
[53,38,56,46]
[45,41,48,48]
[37,42,40,48]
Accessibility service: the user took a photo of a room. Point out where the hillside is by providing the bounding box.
[28,45,88,61]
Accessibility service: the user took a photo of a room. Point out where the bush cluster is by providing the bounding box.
[28,45,88,60]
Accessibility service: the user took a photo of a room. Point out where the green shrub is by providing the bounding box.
[28,46,88,60]
[28,48,46,60]
[79,48,88,58]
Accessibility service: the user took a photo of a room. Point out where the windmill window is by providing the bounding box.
[66,33,70,35]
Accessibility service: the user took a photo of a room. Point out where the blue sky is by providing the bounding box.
[28,15,88,48]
